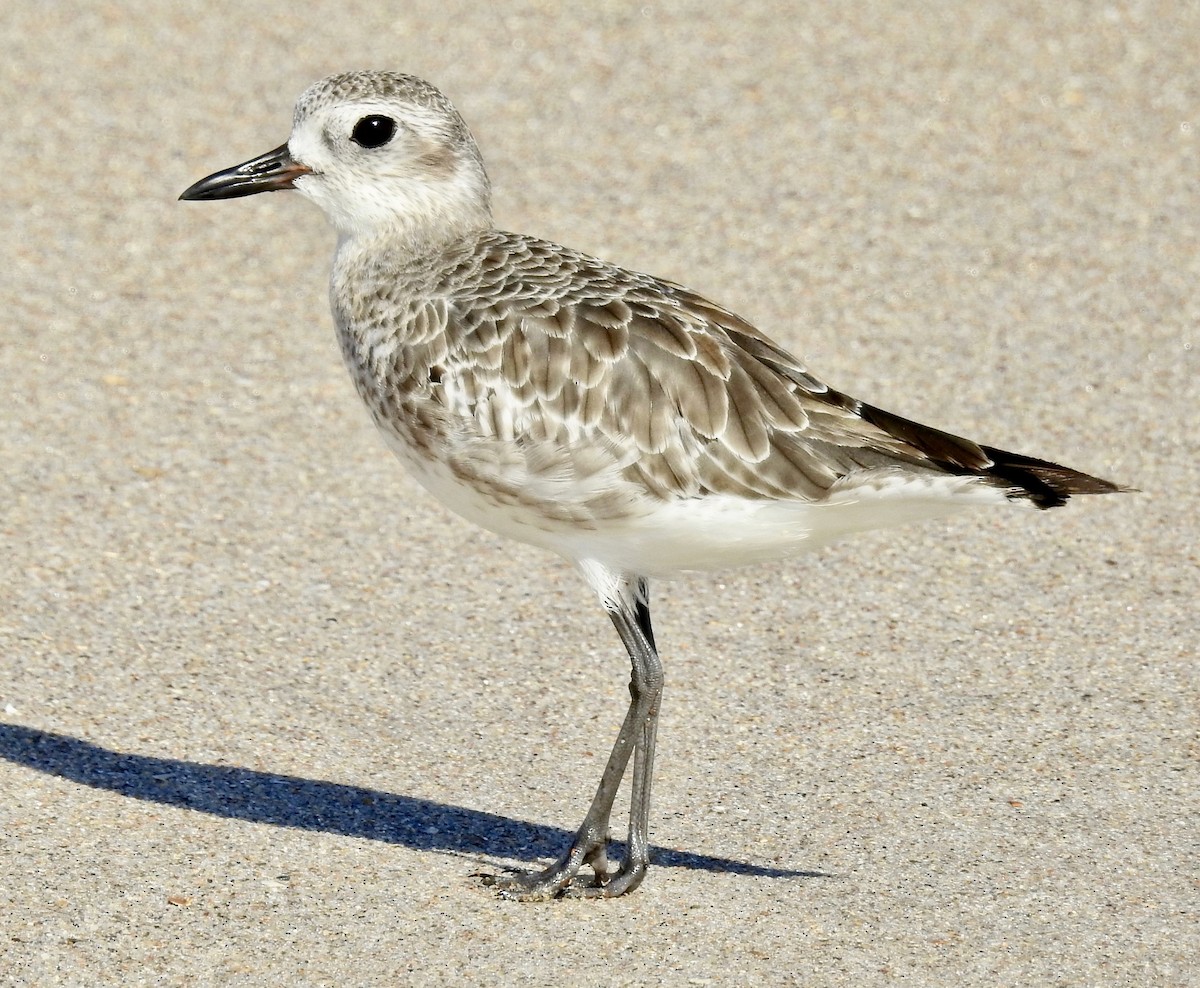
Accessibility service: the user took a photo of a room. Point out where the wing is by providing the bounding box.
[396,232,1116,512]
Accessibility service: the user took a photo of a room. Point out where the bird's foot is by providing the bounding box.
[479,840,642,901]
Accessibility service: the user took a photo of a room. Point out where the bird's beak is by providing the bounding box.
[179,143,312,201]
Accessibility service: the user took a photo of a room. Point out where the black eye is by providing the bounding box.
[350,115,396,148]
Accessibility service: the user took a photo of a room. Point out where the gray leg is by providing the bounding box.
[482,577,663,900]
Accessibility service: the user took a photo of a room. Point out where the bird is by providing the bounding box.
[180,70,1125,900]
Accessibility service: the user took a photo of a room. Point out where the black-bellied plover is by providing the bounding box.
[181,71,1125,900]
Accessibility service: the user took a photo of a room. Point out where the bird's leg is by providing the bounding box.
[483,577,663,900]
[577,578,661,897]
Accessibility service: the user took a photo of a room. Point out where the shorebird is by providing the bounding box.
[180,71,1124,899]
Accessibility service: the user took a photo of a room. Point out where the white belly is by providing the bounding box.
[379,423,1006,580]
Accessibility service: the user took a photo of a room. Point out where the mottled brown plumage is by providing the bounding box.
[330,228,1118,530]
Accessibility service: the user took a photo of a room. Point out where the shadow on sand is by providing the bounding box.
[1,723,826,880]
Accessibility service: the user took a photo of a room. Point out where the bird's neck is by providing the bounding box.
[334,166,493,260]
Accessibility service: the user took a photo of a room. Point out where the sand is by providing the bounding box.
[1,3,1196,985]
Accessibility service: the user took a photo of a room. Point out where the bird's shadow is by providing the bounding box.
[0,723,824,881]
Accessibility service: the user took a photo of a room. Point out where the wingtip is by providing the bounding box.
[980,444,1131,509]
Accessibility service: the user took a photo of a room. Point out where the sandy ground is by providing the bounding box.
[2,2,1197,985]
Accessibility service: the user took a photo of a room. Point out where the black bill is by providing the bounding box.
[179,143,311,201]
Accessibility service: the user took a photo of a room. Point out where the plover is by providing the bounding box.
[181,71,1124,899]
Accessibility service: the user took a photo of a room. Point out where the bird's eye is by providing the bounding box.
[350,115,396,148]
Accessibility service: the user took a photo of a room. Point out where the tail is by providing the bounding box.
[858,402,1130,509]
